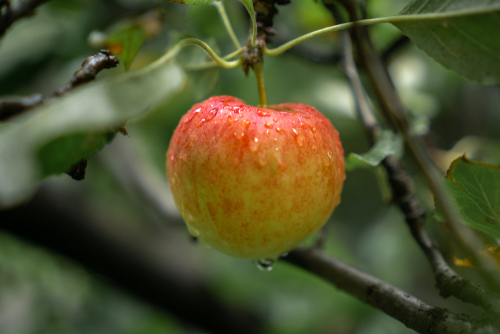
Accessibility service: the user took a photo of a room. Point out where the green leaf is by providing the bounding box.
[345,131,403,171]
[391,0,500,85]
[38,131,116,177]
[0,52,185,208]
[434,156,500,239]
[89,11,164,71]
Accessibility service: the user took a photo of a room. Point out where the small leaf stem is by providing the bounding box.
[182,47,245,71]
[252,61,267,107]
[149,38,243,73]
[238,0,258,46]
[264,7,500,57]
[213,1,242,50]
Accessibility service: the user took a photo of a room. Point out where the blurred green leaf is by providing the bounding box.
[435,156,500,239]
[89,11,164,71]
[38,131,116,177]
[392,0,500,85]
[345,130,403,171]
[0,53,185,208]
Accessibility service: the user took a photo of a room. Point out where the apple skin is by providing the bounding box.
[167,96,345,260]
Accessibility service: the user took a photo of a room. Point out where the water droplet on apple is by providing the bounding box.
[196,119,206,127]
[275,127,284,134]
[180,152,188,161]
[264,122,273,129]
[256,258,274,271]
[186,224,200,237]
[249,137,260,152]
[184,108,201,123]
[325,151,332,166]
[242,119,251,128]
[206,108,217,121]
[257,110,270,117]
[309,125,317,132]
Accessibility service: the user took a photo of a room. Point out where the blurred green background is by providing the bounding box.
[1,0,500,333]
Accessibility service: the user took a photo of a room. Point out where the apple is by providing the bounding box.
[166,96,345,261]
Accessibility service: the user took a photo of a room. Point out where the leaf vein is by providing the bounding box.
[448,20,500,61]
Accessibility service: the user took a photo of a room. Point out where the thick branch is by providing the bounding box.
[0,189,262,334]
[0,0,50,37]
[284,248,499,334]
[335,12,500,316]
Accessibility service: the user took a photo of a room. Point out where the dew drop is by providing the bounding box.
[186,224,200,237]
[265,129,270,135]
[275,127,284,134]
[292,128,298,136]
[196,119,206,127]
[309,125,317,132]
[273,118,278,123]
[257,110,270,117]
[296,135,304,147]
[256,258,274,271]
[249,137,260,152]
[242,119,251,128]
[280,252,289,258]
[183,108,201,123]
[233,107,241,114]
[180,152,188,161]
[206,108,217,121]
[264,122,273,129]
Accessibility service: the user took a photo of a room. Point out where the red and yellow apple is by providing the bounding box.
[166,96,345,260]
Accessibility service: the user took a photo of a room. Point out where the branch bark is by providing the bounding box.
[0,50,119,121]
[333,8,500,317]
[284,248,499,334]
[327,0,500,290]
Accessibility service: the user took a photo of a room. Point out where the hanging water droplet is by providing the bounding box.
[186,224,200,237]
[256,258,274,271]
[184,108,201,123]
[280,252,289,258]
[206,108,217,121]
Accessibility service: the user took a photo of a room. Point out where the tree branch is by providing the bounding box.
[327,0,500,291]
[0,50,119,121]
[284,248,499,334]
[334,10,500,316]
[0,188,262,334]
[0,0,50,37]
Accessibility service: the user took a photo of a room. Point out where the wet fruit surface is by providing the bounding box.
[167,96,345,260]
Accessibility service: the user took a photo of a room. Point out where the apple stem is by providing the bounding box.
[252,61,267,107]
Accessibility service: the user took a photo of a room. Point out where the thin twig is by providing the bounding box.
[0,94,43,121]
[0,0,50,37]
[336,11,500,315]
[0,50,119,121]
[284,248,499,334]
[52,50,119,96]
